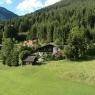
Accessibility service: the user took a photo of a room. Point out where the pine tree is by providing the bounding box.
[1,38,14,65]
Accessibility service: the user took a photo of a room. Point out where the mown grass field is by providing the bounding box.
[0,60,95,95]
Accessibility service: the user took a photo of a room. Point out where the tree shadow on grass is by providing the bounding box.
[72,55,95,62]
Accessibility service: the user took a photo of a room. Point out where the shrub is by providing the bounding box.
[64,27,90,60]
[64,44,79,60]
[53,51,64,60]
[86,44,95,56]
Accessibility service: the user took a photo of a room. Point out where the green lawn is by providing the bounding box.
[0,60,95,95]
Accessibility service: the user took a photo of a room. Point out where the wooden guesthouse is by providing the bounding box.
[36,44,54,53]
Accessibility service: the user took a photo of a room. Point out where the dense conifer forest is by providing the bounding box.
[0,0,94,42]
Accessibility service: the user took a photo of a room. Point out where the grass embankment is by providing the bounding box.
[0,60,95,95]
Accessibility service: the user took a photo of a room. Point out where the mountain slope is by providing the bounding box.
[0,7,18,20]
[2,0,95,43]
[23,0,95,42]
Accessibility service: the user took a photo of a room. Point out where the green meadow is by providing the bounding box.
[0,60,95,95]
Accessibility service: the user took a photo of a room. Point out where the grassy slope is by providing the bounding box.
[0,60,95,95]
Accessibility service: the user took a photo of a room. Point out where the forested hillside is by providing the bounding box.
[2,0,94,44]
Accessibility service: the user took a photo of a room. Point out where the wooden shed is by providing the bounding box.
[23,55,38,65]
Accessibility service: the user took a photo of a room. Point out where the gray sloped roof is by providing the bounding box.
[23,56,37,62]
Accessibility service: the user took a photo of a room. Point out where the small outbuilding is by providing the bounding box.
[23,55,38,65]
